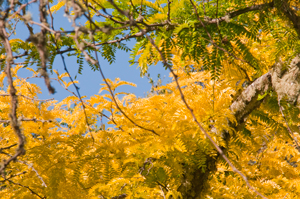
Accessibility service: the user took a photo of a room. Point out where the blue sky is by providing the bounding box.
[13,1,171,102]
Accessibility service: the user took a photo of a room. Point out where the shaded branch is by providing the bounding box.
[111,194,127,199]
[0,144,17,151]
[0,171,27,183]
[8,180,46,199]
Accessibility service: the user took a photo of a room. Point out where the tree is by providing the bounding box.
[1,0,300,198]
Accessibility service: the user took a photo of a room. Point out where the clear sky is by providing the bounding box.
[12,1,171,102]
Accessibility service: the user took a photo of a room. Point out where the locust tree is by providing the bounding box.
[1,0,300,198]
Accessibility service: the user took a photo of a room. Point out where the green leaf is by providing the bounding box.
[257,92,268,101]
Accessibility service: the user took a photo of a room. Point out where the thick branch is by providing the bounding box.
[35,0,55,94]
[8,180,45,199]
[230,72,272,130]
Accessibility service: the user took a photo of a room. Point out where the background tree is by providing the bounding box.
[1,0,300,198]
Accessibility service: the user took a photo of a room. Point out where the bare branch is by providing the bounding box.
[0,94,54,102]
[8,180,45,199]
[7,0,38,22]
[8,18,19,37]
[0,117,53,123]
[46,0,54,30]
[0,51,28,63]
[89,3,128,25]
[0,144,17,151]
[0,171,27,183]
[0,15,25,174]
[167,0,171,22]
[35,0,55,94]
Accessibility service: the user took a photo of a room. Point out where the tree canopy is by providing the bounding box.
[1,0,300,198]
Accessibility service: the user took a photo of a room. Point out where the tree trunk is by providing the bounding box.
[177,55,300,198]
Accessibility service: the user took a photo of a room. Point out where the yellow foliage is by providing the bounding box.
[1,30,300,198]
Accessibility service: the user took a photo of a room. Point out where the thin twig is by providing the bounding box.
[159,185,166,199]
[0,51,28,63]
[18,160,47,187]
[7,0,38,22]
[0,144,17,151]
[189,0,256,69]
[0,171,27,183]
[89,1,127,25]
[0,94,54,102]
[8,18,20,37]
[0,118,53,123]
[129,0,139,14]
[1,151,47,187]
[283,193,289,199]
[12,61,38,65]
[8,180,46,199]
[48,6,95,143]
[22,74,120,130]
[203,2,274,24]
[82,0,160,136]
[46,0,54,30]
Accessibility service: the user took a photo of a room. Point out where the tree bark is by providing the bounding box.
[177,55,300,198]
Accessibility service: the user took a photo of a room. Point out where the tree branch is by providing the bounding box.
[0,171,27,183]
[0,12,25,174]
[0,94,54,102]
[204,1,274,24]
[0,117,53,123]
[8,180,46,199]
